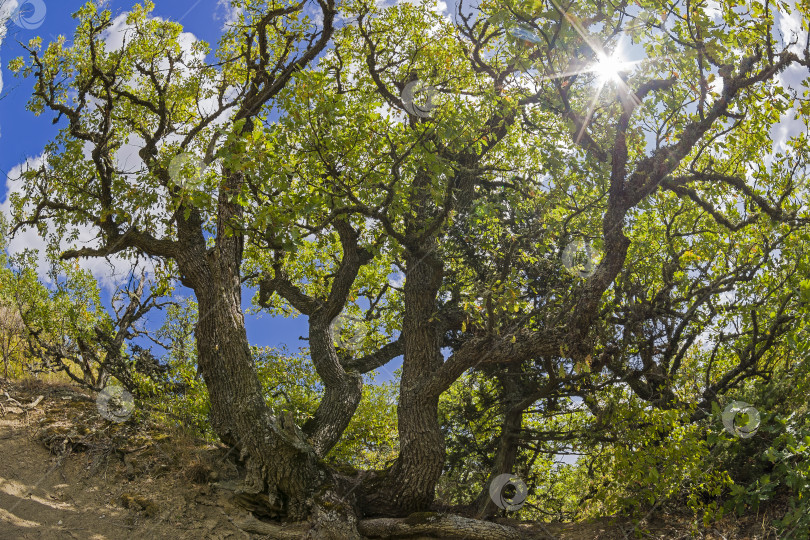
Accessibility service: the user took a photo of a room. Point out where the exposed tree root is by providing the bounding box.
[235,512,526,539]
[234,515,308,539]
[235,509,363,540]
[357,512,524,539]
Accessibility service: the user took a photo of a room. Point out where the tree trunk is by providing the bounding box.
[258,219,373,459]
[174,167,360,532]
[191,274,364,537]
[390,245,446,510]
[358,164,484,516]
[194,281,319,514]
[475,399,523,519]
[304,317,363,456]
[358,513,523,539]
[360,243,446,516]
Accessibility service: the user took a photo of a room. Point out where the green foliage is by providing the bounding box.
[438,371,502,505]
[328,375,399,470]
[711,357,810,538]
[138,297,212,438]
[0,246,111,385]
[574,401,730,522]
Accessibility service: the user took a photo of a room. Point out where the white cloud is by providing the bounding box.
[100,12,135,52]
[100,11,205,78]
[1,155,49,272]
[398,0,447,14]
[1,154,155,292]
[769,105,805,155]
[215,0,242,29]
[770,5,810,152]
[779,2,807,56]
[389,267,405,288]
[98,10,234,126]
[0,8,239,292]
[705,0,722,20]
[0,0,19,24]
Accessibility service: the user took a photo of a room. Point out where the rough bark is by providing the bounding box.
[173,158,346,524]
[234,494,363,540]
[235,512,522,540]
[391,244,446,506]
[305,317,364,456]
[360,241,446,516]
[300,220,373,456]
[359,167,449,516]
[258,219,384,457]
[191,268,322,514]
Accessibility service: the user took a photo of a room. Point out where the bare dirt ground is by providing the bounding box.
[0,378,259,540]
[0,378,786,539]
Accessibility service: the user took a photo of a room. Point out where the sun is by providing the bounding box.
[593,52,627,83]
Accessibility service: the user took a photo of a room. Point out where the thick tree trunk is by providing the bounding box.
[194,281,322,517]
[235,512,522,540]
[361,243,446,516]
[390,244,446,511]
[359,165,482,516]
[191,276,364,537]
[358,513,523,539]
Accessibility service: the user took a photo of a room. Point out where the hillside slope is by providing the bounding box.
[0,379,783,539]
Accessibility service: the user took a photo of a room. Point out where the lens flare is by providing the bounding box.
[594,52,628,83]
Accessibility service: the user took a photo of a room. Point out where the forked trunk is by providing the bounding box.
[184,258,360,536]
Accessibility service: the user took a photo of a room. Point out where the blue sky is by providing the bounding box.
[1,1,229,173]
[0,0,411,380]
[0,0,232,212]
